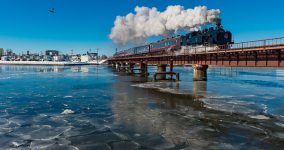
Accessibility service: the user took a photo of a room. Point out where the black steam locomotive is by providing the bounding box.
[114,20,233,57]
[185,20,232,46]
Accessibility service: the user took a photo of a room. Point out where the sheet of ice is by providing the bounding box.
[61,109,75,115]
[64,96,73,98]
[201,96,266,116]
[248,115,270,120]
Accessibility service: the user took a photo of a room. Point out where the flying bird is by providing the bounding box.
[48,8,55,13]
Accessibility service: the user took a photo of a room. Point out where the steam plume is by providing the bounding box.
[109,5,221,45]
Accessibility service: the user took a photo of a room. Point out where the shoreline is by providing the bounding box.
[0,61,97,66]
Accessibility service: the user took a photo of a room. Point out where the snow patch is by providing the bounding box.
[61,109,75,115]
[248,115,270,120]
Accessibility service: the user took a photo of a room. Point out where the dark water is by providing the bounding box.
[0,65,284,150]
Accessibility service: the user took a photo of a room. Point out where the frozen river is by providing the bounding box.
[0,65,284,149]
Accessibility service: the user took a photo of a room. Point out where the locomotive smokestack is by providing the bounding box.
[214,18,222,27]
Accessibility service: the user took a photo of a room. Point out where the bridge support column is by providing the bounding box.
[116,63,121,70]
[156,64,167,80]
[122,63,127,72]
[193,64,208,81]
[128,63,135,73]
[118,63,126,72]
[140,63,149,77]
[111,63,116,68]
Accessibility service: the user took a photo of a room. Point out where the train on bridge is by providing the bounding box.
[114,20,233,58]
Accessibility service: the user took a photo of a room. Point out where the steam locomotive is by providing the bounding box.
[113,20,233,57]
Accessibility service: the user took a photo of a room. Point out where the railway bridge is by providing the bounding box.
[108,37,284,81]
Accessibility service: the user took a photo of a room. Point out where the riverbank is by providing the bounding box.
[0,61,95,66]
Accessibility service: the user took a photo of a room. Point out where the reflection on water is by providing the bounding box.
[0,65,284,149]
[276,69,284,81]
[112,74,284,149]
[193,81,207,98]
[0,65,93,73]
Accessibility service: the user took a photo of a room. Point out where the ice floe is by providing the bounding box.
[61,109,75,115]
[64,96,73,98]
[248,115,270,120]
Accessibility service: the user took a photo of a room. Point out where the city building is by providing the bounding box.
[71,55,80,62]
[53,55,64,62]
[0,48,106,63]
[80,54,91,62]
[45,50,59,56]
[1,56,8,61]
[0,48,4,57]
[87,52,98,60]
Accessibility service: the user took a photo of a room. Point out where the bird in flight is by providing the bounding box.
[48,8,55,13]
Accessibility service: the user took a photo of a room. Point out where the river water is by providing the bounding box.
[0,65,284,150]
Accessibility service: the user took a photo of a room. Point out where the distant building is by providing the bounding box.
[71,55,80,62]
[45,50,59,56]
[101,55,108,59]
[53,55,64,62]
[0,48,4,56]
[43,55,53,61]
[80,54,91,62]
[61,54,70,62]
[5,49,14,57]
[87,52,98,59]
[1,56,8,61]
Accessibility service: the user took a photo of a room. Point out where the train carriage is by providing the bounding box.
[124,48,135,56]
[150,36,183,53]
[135,45,150,55]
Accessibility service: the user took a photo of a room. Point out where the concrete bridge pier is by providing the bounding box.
[122,63,127,72]
[193,64,208,81]
[117,63,126,72]
[110,63,116,68]
[140,62,149,77]
[115,63,121,70]
[128,63,135,73]
[156,64,167,80]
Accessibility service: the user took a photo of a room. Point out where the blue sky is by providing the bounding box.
[0,0,283,56]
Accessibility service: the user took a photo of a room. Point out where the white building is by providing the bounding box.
[1,56,8,61]
[80,54,91,63]
[71,55,80,62]
[53,55,64,62]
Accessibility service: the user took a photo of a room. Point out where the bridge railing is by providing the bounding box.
[183,37,284,54]
[221,37,284,51]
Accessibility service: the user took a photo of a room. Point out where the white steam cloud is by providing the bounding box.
[109,5,221,45]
